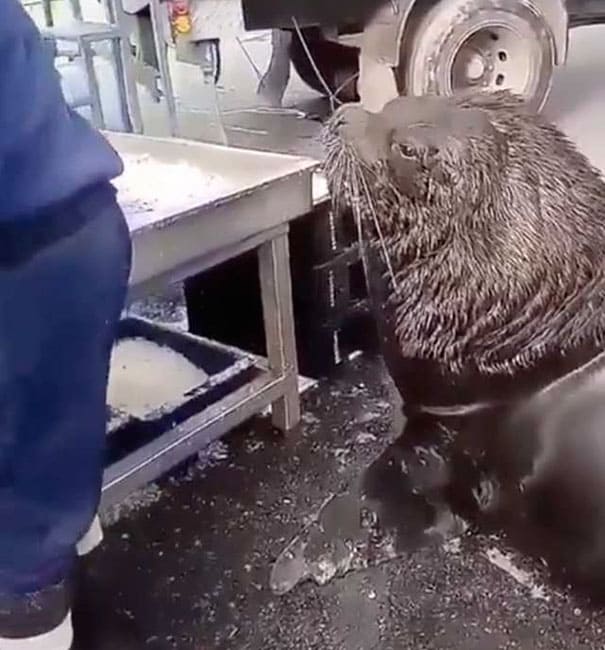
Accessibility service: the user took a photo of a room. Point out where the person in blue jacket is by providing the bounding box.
[0,2,132,648]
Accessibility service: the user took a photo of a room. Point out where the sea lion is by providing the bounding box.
[322,91,605,546]
[322,90,605,413]
[488,350,605,586]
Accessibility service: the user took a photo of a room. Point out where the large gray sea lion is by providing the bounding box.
[322,91,605,568]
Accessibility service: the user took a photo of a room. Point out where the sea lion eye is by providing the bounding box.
[392,142,416,158]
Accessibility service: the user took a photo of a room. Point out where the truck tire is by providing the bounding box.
[289,28,359,102]
[400,0,555,111]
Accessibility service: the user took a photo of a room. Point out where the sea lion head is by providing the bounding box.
[323,93,507,214]
[322,91,605,378]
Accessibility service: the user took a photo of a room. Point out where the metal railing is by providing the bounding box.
[29,0,144,132]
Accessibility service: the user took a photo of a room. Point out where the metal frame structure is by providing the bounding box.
[148,0,179,136]
[39,0,144,132]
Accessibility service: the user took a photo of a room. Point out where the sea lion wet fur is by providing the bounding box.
[323,91,605,383]
[323,91,605,582]
[489,353,605,583]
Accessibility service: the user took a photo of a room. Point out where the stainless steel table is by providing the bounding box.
[101,132,318,506]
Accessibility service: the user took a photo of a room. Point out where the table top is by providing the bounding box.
[108,132,319,232]
[106,132,318,294]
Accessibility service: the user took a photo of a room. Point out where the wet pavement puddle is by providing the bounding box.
[270,424,471,595]
[271,401,605,606]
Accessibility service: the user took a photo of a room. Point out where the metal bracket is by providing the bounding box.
[257,29,292,108]
[357,0,415,112]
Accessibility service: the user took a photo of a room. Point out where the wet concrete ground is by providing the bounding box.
[90,355,605,650]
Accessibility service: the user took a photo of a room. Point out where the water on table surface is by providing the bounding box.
[107,336,209,424]
[112,153,234,222]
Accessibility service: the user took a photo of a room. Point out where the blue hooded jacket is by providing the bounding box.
[1,0,124,221]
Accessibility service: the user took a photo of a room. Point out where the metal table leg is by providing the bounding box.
[81,39,106,129]
[110,37,135,132]
[42,0,54,26]
[68,0,83,20]
[258,231,301,432]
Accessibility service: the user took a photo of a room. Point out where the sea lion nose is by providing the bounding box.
[332,103,371,142]
[329,104,389,165]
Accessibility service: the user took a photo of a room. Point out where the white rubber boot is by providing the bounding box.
[0,613,73,650]
[75,515,103,557]
[0,516,102,649]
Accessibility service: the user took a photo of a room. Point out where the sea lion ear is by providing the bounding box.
[455,106,499,137]
[457,107,508,155]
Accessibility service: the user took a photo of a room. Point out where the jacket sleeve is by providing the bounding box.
[0,0,69,155]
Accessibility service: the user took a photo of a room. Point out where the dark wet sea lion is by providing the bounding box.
[322,91,605,567]
[488,351,605,586]
[322,90,605,413]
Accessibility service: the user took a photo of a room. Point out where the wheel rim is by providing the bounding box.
[449,21,542,97]
[405,6,555,111]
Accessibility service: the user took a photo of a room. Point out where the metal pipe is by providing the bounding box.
[149,0,179,137]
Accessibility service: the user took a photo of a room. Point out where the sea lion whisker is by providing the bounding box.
[356,169,402,295]
[324,146,352,215]
[345,162,362,228]
[349,175,373,292]
[340,156,368,260]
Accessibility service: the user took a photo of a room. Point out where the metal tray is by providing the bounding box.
[106,317,262,467]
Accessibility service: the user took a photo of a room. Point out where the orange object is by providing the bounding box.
[168,0,192,35]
